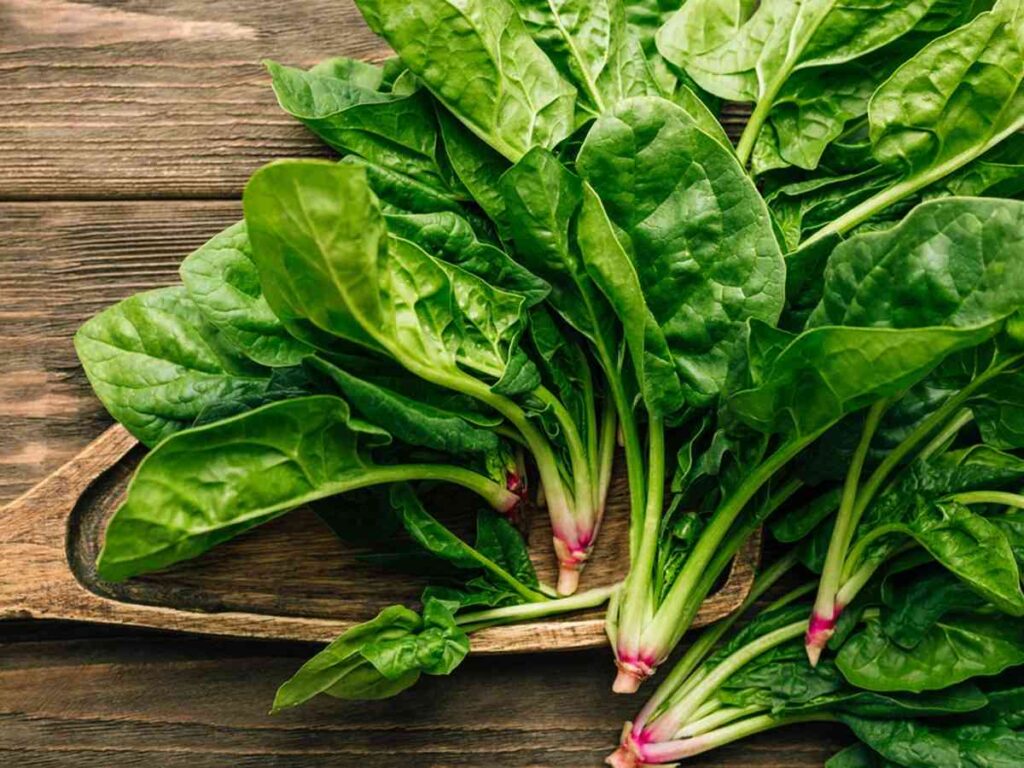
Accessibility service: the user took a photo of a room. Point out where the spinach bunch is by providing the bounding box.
[609,552,1024,766]
[72,0,1024,716]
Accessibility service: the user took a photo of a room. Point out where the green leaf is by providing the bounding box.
[272,604,423,711]
[475,509,539,587]
[74,285,271,447]
[266,59,452,191]
[95,396,396,581]
[825,744,899,768]
[511,0,659,116]
[869,1,1024,177]
[179,221,313,368]
[383,209,549,306]
[841,712,1024,768]
[837,614,1024,692]
[728,320,996,439]
[305,356,500,455]
[243,160,539,393]
[576,96,784,409]
[361,597,469,678]
[499,147,619,365]
[355,0,577,161]
[881,565,984,649]
[808,198,1024,330]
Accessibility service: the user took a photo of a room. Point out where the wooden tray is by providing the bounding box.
[0,424,759,653]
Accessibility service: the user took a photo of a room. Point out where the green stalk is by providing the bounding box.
[639,713,837,763]
[645,619,809,742]
[596,396,618,519]
[454,583,618,628]
[634,550,803,731]
[613,414,665,692]
[534,383,595,531]
[808,400,888,662]
[802,117,1024,246]
[373,463,522,513]
[949,490,1024,508]
[639,432,821,666]
[678,703,768,738]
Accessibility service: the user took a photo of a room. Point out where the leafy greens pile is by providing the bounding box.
[74,0,1024,751]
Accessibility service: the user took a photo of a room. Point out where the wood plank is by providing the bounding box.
[0,625,852,767]
[0,0,387,200]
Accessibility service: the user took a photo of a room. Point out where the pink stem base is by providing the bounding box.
[553,536,592,596]
[805,607,841,667]
[612,657,656,694]
[606,723,647,767]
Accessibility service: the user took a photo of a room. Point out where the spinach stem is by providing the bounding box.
[640,432,821,668]
[947,490,1024,509]
[639,713,837,762]
[634,551,803,732]
[375,463,522,513]
[454,583,618,627]
[808,399,888,658]
[803,116,1024,245]
[596,396,618,522]
[613,414,665,690]
[644,619,809,743]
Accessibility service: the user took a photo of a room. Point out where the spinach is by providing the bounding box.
[272,598,469,710]
[179,222,313,368]
[75,285,271,447]
[577,95,785,409]
[355,0,577,161]
[838,615,1024,693]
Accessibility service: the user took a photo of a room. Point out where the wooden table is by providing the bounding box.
[0,2,850,764]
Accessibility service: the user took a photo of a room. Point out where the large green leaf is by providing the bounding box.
[869,0,1024,177]
[355,0,577,161]
[95,396,393,581]
[243,160,538,394]
[267,58,453,191]
[808,198,1024,330]
[841,712,1024,768]
[305,356,500,455]
[727,321,996,438]
[837,614,1024,692]
[511,0,659,116]
[658,0,937,104]
[74,285,271,447]
[576,96,784,410]
[179,222,313,368]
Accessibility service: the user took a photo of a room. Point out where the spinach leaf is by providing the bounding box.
[500,147,619,362]
[841,711,1024,768]
[95,396,397,581]
[808,198,1024,330]
[382,209,549,305]
[837,614,1024,692]
[305,356,501,456]
[657,0,939,165]
[266,58,454,192]
[179,221,313,367]
[881,565,987,649]
[243,160,539,395]
[272,597,468,709]
[727,320,996,439]
[511,0,659,116]
[272,604,424,709]
[577,95,784,411]
[355,0,577,161]
[825,744,899,768]
[74,285,271,447]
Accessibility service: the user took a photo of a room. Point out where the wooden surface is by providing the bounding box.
[0,421,759,650]
[0,1,849,764]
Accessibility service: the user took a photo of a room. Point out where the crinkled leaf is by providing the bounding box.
[74,285,271,448]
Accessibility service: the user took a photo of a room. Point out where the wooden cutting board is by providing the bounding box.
[0,423,759,651]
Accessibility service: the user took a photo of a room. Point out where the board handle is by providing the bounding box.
[0,425,758,651]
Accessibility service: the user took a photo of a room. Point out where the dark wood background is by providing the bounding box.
[0,1,849,764]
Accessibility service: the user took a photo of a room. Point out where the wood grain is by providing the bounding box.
[0,0,386,200]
